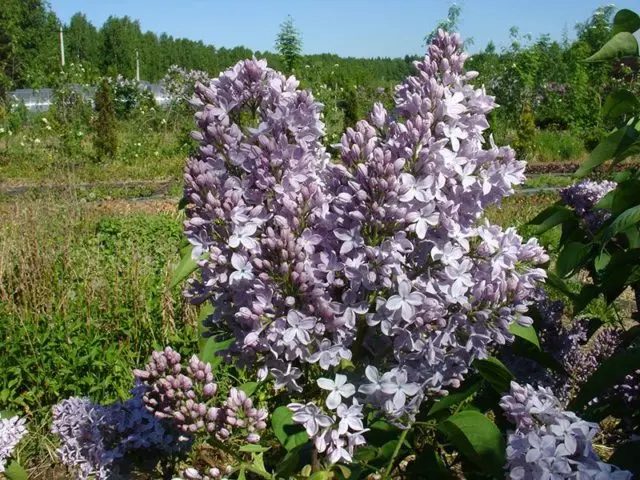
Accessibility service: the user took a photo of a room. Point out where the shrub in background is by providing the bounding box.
[93,78,118,160]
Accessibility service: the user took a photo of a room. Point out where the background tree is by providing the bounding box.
[66,13,100,66]
[100,16,141,78]
[425,3,474,48]
[275,15,302,74]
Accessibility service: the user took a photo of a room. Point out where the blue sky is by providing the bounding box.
[48,0,635,58]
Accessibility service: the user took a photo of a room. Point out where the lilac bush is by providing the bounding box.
[181,29,548,462]
[500,382,632,479]
[163,65,211,105]
[0,415,27,473]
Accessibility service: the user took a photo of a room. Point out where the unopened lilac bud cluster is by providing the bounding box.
[500,381,632,479]
[560,179,616,231]
[222,387,268,443]
[0,415,27,473]
[51,385,179,480]
[181,31,548,460]
[182,465,233,480]
[134,348,268,444]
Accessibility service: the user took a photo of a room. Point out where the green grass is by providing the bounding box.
[532,129,586,163]
[522,173,574,189]
[0,195,198,476]
[0,116,193,184]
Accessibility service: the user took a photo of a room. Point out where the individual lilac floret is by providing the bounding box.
[0,415,27,474]
[560,180,616,231]
[500,382,632,479]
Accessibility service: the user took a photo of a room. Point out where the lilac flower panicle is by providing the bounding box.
[0,415,27,473]
[51,386,180,480]
[182,31,549,462]
[560,180,616,231]
[500,382,632,479]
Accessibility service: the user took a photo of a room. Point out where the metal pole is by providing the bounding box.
[59,27,65,67]
[136,50,140,82]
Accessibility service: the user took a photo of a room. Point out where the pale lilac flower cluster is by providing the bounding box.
[500,381,632,479]
[560,180,617,231]
[289,374,367,464]
[51,385,179,479]
[133,347,268,444]
[0,415,27,473]
[163,65,211,105]
[182,32,548,461]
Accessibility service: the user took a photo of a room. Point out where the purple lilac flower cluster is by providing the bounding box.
[182,31,547,461]
[163,65,211,105]
[0,415,27,473]
[560,179,617,231]
[133,347,268,444]
[51,385,180,479]
[500,289,573,390]
[500,382,632,479]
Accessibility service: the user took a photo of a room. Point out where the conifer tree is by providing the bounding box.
[93,78,118,160]
[274,15,302,74]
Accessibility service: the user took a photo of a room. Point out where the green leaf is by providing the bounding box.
[474,357,514,394]
[276,447,309,477]
[527,205,574,234]
[200,337,234,367]
[238,381,258,396]
[594,251,611,272]
[3,461,28,480]
[237,468,247,480]
[545,272,578,301]
[508,323,541,349]
[609,441,640,476]
[596,179,640,214]
[570,349,640,410]
[407,447,452,479]
[309,472,332,480]
[576,125,640,177]
[602,90,640,119]
[428,380,481,417]
[271,406,309,451]
[238,444,270,453]
[177,195,189,211]
[437,410,506,478]
[613,9,640,34]
[573,284,601,313]
[170,245,206,288]
[599,205,640,243]
[197,304,215,351]
[585,32,639,62]
[555,242,593,278]
[252,451,267,472]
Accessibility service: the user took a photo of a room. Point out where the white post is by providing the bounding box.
[136,50,140,82]
[59,26,65,67]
